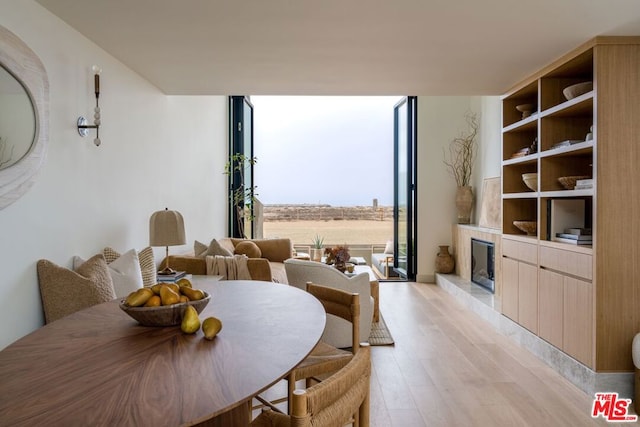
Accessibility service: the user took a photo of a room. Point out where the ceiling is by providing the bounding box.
[36,0,640,96]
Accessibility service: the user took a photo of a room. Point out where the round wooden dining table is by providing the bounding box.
[0,278,326,426]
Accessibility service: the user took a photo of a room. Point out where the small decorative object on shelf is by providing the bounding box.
[324,245,350,272]
[522,173,538,191]
[562,81,593,101]
[558,175,590,190]
[585,125,593,141]
[515,103,535,119]
[513,220,537,236]
[435,245,455,274]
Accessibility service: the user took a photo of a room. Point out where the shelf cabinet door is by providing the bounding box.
[502,257,519,321]
[538,269,564,349]
[563,276,593,367]
[518,262,538,334]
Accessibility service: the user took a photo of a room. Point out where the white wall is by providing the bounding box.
[0,1,228,349]
[416,96,501,283]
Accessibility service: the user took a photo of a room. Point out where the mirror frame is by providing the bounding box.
[0,25,49,210]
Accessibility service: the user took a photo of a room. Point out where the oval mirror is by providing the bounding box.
[0,64,36,170]
[0,25,49,210]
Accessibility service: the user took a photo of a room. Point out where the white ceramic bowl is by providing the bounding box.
[563,82,593,101]
[522,173,537,191]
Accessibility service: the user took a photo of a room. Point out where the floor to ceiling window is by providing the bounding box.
[251,96,401,248]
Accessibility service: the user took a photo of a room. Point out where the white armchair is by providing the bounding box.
[284,259,373,348]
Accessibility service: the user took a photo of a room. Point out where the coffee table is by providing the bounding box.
[0,278,325,426]
[353,265,380,322]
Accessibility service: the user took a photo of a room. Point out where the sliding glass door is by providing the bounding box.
[228,96,254,238]
[393,96,417,280]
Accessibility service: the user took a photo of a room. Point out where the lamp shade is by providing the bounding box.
[149,208,186,247]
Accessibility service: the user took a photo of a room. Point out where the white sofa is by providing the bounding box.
[284,259,373,348]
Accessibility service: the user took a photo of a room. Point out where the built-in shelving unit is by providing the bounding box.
[501,37,640,372]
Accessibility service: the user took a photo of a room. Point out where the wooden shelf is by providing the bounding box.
[500,37,640,373]
[539,140,593,158]
[502,154,538,166]
[503,115,538,133]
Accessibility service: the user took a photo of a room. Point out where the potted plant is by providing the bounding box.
[442,112,479,224]
[224,153,258,238]
[311,235,324,262]
[324,245,350,272]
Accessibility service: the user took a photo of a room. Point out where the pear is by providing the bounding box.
[143,295,161,307]
[180,286,205,301]
[176,278,192,288]
[181,305,200,334]
[125,288,154,307]
[202,316,223,340]
[160,285,180,306]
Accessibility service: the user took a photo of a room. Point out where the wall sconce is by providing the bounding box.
[77,65,102,146]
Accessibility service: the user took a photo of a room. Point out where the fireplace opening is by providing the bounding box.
[471,238,495,293]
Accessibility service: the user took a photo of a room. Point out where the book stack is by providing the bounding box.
[510,147,531,159]
[156,271,187,282]
[575,178,593,190]
[553,228,592,245]
[551,139,583,150]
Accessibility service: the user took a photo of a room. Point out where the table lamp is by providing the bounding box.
[149,207,186,275]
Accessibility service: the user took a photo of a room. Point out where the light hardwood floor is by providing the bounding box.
[370,281,631,426]
[255,281,633,426]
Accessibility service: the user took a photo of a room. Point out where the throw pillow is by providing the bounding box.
[194,239,233,258]
[234,240,262,258]
[74,249,143,298]
[104,246,156,287]
[37,254,116,324]
[384,240,394,254]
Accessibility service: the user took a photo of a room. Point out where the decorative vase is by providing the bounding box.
[311,248,323,262]
[455,186,473,224]
[435,245,455,274]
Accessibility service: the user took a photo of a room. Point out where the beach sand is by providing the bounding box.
[262,219,393,246]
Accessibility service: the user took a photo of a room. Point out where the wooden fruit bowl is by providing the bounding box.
[119,291,211,326]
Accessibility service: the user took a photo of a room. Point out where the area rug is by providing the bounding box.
[368,313,395,346]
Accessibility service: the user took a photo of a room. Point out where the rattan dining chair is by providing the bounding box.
[250,344,371,427]
[253,282,360,415]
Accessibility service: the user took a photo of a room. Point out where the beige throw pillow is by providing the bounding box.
[194,239,233,258]
[74,249,143,298]
[104,246,156,287]
[37,254,116,324]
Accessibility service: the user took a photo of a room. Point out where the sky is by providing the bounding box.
[252,96,403,207]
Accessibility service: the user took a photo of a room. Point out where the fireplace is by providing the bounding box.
[471,238,495,293]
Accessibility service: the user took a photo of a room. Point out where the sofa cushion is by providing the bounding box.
[73,248,143,298]
[234,240,262,258]
[104,246,157,287]
[231,238,292,263]
[37,255,116,323]
[270,262,288,284]
[194,239,233,258]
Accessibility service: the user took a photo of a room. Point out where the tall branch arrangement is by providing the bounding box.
[442,112,479,187]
